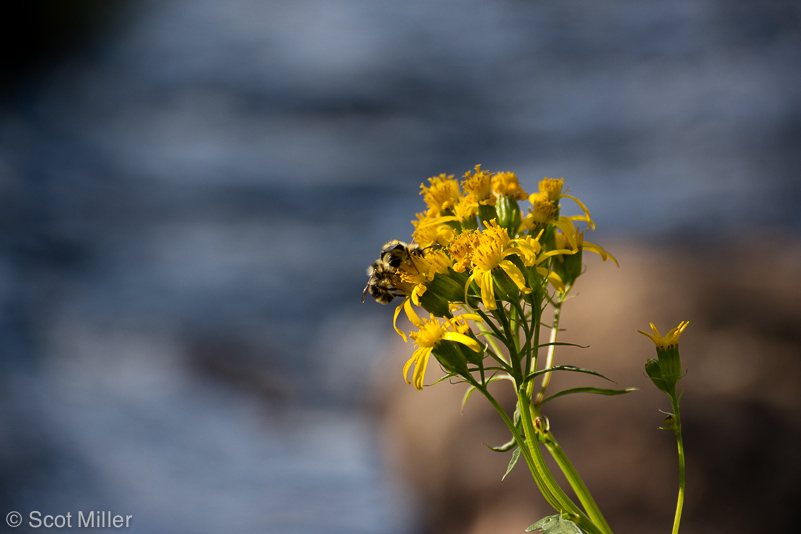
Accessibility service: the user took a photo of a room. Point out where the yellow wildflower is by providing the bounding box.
[537,177,565,202]
[421,173,460,216]
[412,213,455,248]
[531,177,595,231]
[491,171,528,200]
[447,229,480,273]
[461,165,494,204]
[465,220,529,310]
[513,232,575,293]
[641,321,688,395]
[453,194,479,220]
[403,302,483,390]
[396,250,449,306]
[639,321,689,350]
[554,222,619,266]
[520,194,556,232]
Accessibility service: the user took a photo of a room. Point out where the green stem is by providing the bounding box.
[477,385,562,512]
[534,299,562,406]
[540,428,613,534]
[517,391,604,534]
[526,291,542,377]
[670,395,685,534]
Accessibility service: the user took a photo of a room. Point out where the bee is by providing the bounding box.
[378,239,422,270]
[361,240,422,304]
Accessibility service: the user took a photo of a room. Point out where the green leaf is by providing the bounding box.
[462,385,478,412]
[523,365,614,385]
[485,436,517,453]
[429,372,461,387]
[525,514,584,533]
[502,446,521,480]
[536,341,588,350]
[541,387,637,406]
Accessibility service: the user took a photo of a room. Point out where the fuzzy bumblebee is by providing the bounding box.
[361,240,421,304]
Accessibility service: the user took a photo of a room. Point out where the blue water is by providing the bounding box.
[1,1,799,532]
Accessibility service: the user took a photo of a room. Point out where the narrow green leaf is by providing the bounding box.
[541,387,637,406]
[429,372,461,387]
[536,341,588,350]
[461,385,478,412]
[484,436,517,453]
[526,514,584,533]
[502,446,521,481]
[523,365,614,384]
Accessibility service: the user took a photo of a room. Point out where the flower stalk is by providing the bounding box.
[670,394,686,534]
[639,321,690,534]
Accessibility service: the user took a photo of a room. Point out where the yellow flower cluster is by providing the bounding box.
[363,166,617,389]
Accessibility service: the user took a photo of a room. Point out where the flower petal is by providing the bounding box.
[582,241,619,267]
[563,194,595,231]
[393,300,408,342]
[499,259,529,292]
[412,347,431,389]
[404,298,424,328]
[479,271,496,310]
[442,332,482,353]
[547,271,566,293]
[402,353,416,385]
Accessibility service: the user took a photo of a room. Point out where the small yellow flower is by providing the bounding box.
[554,222,619,266]
[512,232,574,292]
[537,177,565,202]
[411,213,455,248]
[639,321,689,349]
[461,165,494,204]
[465,220,529,310]
[421,173,461,216]
[531,177,596,231]
[520,194,556,231]
[641,321,689,395]
[397,250,448,305]
[491,171,528,200]
[447,229,480,273]
[403,303,483,390]
[453,194,480,220]
[422,249,453,274]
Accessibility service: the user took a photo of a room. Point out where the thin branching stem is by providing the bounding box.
[671,395,685,534]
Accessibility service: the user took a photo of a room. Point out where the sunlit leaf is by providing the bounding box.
[541,387,637,406]
[525,514,583,533]
[523,365,613,385]
[485,435,517,453]
[502,446,521,481]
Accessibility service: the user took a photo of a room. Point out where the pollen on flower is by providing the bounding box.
[421,173,460,215]
[471,223,511,276]
[424,249,453,274]
[453,194,480,219]
[474,220,512,267]
[410,316,447,348]
[524,195,556,228]
[465,220,530,310]
[412,215,454,248]
[538,177,565,202]
[448,230,480,273]
[491,171,528,200]
[461,165,494,203]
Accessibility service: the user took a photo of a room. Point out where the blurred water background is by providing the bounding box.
[1,1,799,533]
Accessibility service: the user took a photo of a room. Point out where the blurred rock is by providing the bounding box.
[372,232,801,534]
